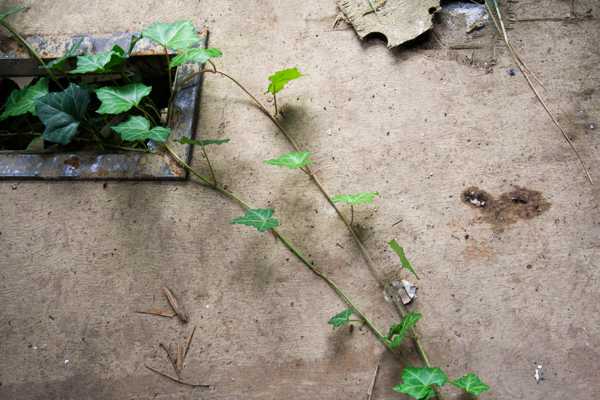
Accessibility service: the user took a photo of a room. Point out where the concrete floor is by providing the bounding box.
[0,0,599,399]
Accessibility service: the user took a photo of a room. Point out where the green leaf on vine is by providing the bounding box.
[265,67,308,94]
[40,38,83,71]
[263,151,312,169]
[393,367,447,400]
[174,136,230,146]
[94,83,152,114]
[111,115,171,142]
[331,191,379,206]
[229,208,279,232]
[141,20,200,51]
[34,83,90,145]
[169,47,222,68]
[0,78,49,120]
[70,50,119,74]
[380,311,422,348]
[327,309,355,330]
[449,373,490,395]
[0,7,24,22]
[388,238,420,280]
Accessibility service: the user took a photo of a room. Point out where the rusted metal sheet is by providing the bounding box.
[0,30,207,180]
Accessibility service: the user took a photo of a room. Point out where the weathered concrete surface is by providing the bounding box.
[0,0,599,399]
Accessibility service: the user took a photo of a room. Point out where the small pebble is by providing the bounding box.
[64,360,69,364]
[591,125,595,130]
[12,185,17,190]
[456,309,461,312]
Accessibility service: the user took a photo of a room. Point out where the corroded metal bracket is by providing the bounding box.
[0,30,208,180]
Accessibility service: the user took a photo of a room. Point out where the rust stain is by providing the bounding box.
[63,156,80,169]
[462,186,551,231]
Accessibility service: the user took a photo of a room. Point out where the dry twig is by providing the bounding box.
[182,325,196,360]
[145,365,209,387]
[367,365,379,400]
[160,342,182,381]
[135,308,176,318]
[163,285,189,322]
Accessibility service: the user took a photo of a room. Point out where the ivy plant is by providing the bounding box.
[0,7,490,399]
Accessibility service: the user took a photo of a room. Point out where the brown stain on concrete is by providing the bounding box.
[462,186,551,231]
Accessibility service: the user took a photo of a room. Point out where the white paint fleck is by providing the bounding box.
[64,360,69,364]
[535,368,539,383]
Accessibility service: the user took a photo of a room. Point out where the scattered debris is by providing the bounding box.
[443,2,488,33]
[336,0,440,48]
[535,365,542,383]
[507,68,516,76]
[367,365,379,400]
[384,280,418,304]
[163,285,189,323]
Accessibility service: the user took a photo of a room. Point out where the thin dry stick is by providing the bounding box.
[145,365,209,387]
[367,365,379,400]
[134,309,176,318]
[486,0,593,185]
[162,285,189,322]
[160,342,182,381]
[177,344,183,372]
[182,325,197,360]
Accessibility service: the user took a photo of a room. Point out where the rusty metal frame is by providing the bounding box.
[0,30,208,180]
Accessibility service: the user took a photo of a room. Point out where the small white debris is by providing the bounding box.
[326,128,333,135]
[422,132,425,136]
[400,199,404,202]
[430,173,433,176]
[535,368,539,383]
[206,305,209,308]
[33,347,37,350]
[591,125,595,129]
[64,360,69,364]
[538,365,543,369]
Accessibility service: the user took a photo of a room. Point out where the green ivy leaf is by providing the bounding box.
[103,45,128,71]
[111,115,172,142]
[173,136,230,146]
[331,191,379,206]
[380,311,422,348]
[141,20,200,51]
[0,7,24,22]
[449,373,490,395]
[94,83,152,114]
[40,38,83,71]
[0,78,49,121]
[262,151,312,169]
[327,309,355,330]
[70,50,119,74]
[265,67,308,94]
[169,47,223,68]
[388,239,420,280]
[34,83,90,145]
[394,367,447,400]
[229,208,279,232]
[24,136,41,152]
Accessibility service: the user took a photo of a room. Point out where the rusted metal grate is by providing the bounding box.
[0,30,208,180]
